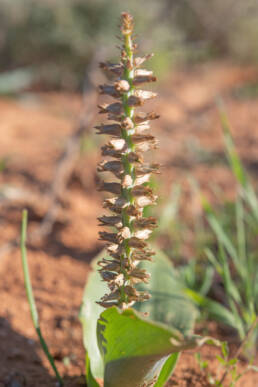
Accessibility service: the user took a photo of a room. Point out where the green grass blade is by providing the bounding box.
[198,266,214,296]
[218,243,242,306]
[210,241,244,337]
[21,210,38,327]
[235,197,254,308]
[186,287,245,339]
[236,197,247,264]
[205,248,223,275]
[184,289,238,329]
[219,105,258,222]
[243,185,258,223]
[218,103,246,186]
[21,209,63,386]
[203,197,243,275]
[208,215,239,268]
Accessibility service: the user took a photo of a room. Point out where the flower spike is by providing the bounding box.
[96,12,159,309]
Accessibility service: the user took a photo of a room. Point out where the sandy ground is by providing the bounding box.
[0,61,258,386]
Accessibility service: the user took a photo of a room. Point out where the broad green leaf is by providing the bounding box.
[79,248,196,383]
[135,247,198,335]
[153,353,179,387]
[86,353,101,387]
[158,184,181,232]
[79,251,107,379]
[97,307,220,387]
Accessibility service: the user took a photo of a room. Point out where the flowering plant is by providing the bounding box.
[20,12,220,387]
[96,12,159,309]
[80,12,220,387]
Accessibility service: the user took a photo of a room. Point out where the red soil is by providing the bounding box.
[0,62,257,386]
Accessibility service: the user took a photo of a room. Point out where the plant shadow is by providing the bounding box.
[0,317,86,387]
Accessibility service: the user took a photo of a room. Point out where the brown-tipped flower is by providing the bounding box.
[99,62,123,76]
[132,249,155,262]
[97,160,123,177]
[99,84,121,98]
[98,215,123,228]
[134,111,160,123]
[98,181,121,195]
[120,12,134,35]
[98,102,123,115]
[95,123,121,136]
[129,268,150,284]
[95,12,159,309]
[134,216,157,229]
[134,54,154,67]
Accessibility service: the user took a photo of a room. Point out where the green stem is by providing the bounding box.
[119,31,136,307]
[21,209,63,386]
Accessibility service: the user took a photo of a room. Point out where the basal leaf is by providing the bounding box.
[79,251,107,379]
[135,247,198,336]
[153,353,179,387]
[86,353,101,387]
[97,307,218,387]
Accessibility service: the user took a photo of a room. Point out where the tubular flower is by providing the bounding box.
[96,12,159,309]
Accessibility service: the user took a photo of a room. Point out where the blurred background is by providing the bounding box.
[0,0,258,384]
[1,0,258,91]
